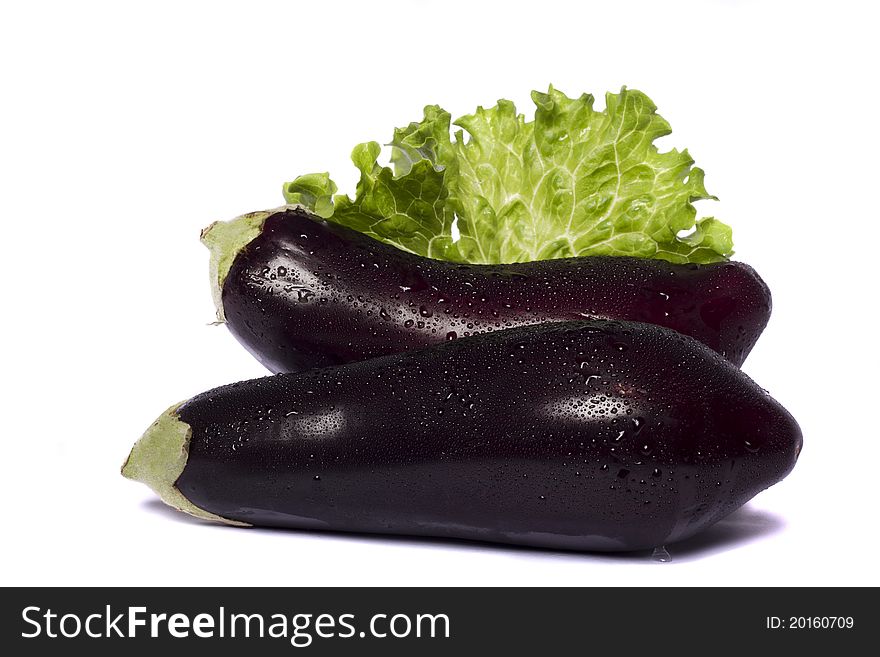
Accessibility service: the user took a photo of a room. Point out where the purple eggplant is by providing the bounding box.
[203,208,770,374]
[123,320,801,552]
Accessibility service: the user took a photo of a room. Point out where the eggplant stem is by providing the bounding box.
[122,402,248,526]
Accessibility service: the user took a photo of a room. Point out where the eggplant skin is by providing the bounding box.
[220,208,771,374]
[174,320,801,552]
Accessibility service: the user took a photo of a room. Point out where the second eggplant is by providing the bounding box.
[123,320,801,552]
[203,207,771,373]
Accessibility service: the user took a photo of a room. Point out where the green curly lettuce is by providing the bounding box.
[283,87,732,264]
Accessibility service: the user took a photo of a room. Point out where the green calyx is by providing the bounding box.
[200,208,273,323]
[121,402,247,526]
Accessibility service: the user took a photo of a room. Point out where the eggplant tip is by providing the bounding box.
[122,402,247,527]
[202,208,277,324]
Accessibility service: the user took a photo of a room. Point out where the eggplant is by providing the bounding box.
[204,207,770,374]
[123,320,801,552]
[202,207,771,374]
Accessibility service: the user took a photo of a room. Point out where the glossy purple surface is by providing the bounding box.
[221,209,771,373]
[176,321,801,552]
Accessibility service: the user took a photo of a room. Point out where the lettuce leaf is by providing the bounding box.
[282,87,732,264]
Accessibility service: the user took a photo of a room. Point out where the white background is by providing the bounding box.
[2,0,878,586]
